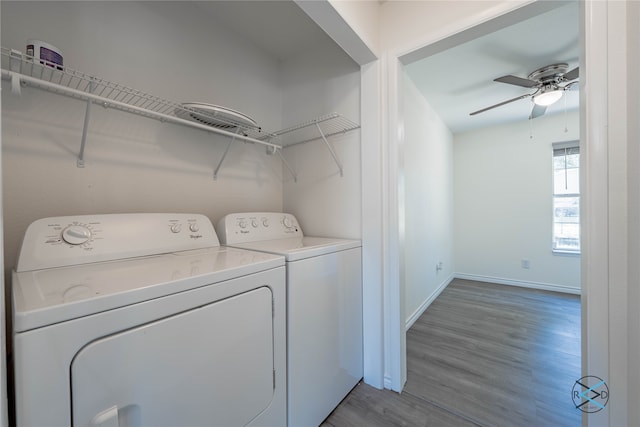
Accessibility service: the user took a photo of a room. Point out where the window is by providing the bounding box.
[552,141,580,253]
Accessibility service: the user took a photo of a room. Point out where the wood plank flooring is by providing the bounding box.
[322,279,581,427]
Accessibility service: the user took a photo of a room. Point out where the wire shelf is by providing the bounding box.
[273,113,360,147]
[1,46,360,180]
[0,46,276,144]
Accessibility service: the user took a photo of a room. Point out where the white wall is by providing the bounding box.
[280,40,361,239]
[402,74,454,327]
[1,1,286,273]
[454,111,580,292]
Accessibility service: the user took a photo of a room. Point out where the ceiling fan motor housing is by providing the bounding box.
[528,63,569,84]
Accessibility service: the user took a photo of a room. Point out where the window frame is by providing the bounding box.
[552,140,581,255]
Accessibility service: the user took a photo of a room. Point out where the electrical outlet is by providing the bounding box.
[521,259,530,269]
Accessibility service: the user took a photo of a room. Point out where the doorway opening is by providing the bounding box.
[395,0,582,412]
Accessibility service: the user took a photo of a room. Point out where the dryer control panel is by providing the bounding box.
[217,212,303,244]
[16,213,219,272]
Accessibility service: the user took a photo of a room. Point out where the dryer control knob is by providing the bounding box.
[170,223,182,233]
[189,223,199,232]
[61,225,91,245]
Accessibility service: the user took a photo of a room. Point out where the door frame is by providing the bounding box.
[380,6,621,427]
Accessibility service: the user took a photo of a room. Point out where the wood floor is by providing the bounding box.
[322,279,581,427]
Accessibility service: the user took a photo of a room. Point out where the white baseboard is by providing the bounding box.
[402,273,579,342]
[454,273,581,295]
[405,274,454,331]
[383,375,392,390]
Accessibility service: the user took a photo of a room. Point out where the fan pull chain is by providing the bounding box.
[564,148,569,190]
[529,116,534,139]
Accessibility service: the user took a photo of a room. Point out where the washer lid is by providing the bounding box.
[228,236,361,262]
[12,246,284,332]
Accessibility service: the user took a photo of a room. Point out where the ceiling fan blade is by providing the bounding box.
[494,75,539,88]
[529,104,547,120]
[469,93,531,116]
[564,66,579,81]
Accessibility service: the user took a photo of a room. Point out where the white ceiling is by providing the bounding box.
[194,1,579,135]
[404,1,579,134]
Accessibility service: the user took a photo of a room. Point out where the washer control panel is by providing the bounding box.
[16,213,219,272]
[217,212,303,244]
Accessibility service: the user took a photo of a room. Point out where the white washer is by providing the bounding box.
[12,213,286,427]
[217,212,363,427]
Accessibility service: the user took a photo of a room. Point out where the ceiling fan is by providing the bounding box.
[470,63,579,119]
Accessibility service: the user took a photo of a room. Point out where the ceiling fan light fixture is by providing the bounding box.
[533,89,563,106]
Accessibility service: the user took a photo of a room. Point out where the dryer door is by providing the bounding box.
[71,287,274,427]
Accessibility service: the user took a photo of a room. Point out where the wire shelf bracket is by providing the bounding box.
[77,79,96,168]
[277,150,298,183]
[272,113,360,178]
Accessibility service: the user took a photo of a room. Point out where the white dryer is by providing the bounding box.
[217,212,363,427]
[12,213,286,427]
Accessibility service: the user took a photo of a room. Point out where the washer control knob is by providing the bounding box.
[262,218,270,227]
[238,220,247,229]
[189,223,199,232]
[283,217,294,229]
[62,225,91,245]
[170,223,182,233]
[251,219,258,228]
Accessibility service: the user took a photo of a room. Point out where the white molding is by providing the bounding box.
[405,274,454,331]
[381,52,406,393]
[404,273,580,335]
[383,375,392,390]
[397,1,561,64]
[360,60,385,390]
[581,1,612,425]
[294,0,377,65]
[454,273,581,295]
[0,26,6,425]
